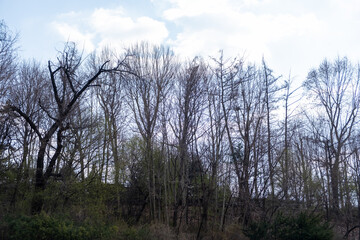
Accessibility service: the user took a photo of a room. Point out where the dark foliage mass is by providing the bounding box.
[244,212,334,240]
[0,20,359,239]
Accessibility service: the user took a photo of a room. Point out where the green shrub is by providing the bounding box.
[244,212,334,240]
[4,212,117,240]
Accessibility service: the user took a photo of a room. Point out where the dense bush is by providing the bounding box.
[244,212,334,240]
[3,213,117,240]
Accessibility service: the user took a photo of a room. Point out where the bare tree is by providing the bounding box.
[261,59,282,199]
[91,47,128,215]
[0,20,17,157]
[9,60,46,208]
[233,64,267,225]
[170,58,207,229]
[124,42,176,221]
[0,20,17,101]
[7,42,124,214]
[206,59,228,231]
[304,57,360,216]
[348,136,360,239]
[280,76,301,200]
[211,52,266,225]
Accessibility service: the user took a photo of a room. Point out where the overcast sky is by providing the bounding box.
[1,0,360,82]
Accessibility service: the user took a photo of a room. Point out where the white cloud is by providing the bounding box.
[52,22,95,52]
[169,29,270,60]
[331,0,360,16]
[163,0,276,20]
[53,7,168,54]
[91,8,168,49]
[50,0,359,81]
[163,0,233,20]
[163,0,324,63]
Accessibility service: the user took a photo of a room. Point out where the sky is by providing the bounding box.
[1,0,360,83]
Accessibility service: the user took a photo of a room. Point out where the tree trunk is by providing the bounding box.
[31,140,48,214]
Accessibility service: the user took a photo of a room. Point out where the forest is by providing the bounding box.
[0,19,360,239]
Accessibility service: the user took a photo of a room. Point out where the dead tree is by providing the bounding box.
[8,42,124,214]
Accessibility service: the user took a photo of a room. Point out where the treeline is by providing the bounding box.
[0,20,360,239]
